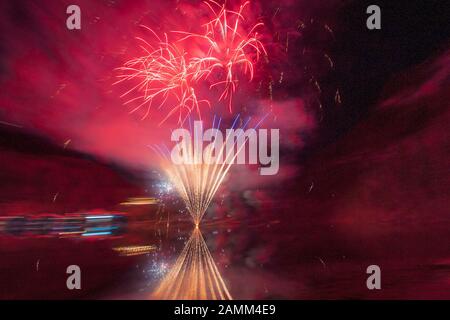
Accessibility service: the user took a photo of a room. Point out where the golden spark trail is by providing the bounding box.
[152,116,253,225]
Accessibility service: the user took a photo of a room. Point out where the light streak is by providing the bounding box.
[81,231,111,237]
[85,215,114,220]
[0,120,22,128]
[120,197,160,206]
[113,245,157,256]
[63,139,71,149]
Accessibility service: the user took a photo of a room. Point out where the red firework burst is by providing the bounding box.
[115,27,211,125]
[177,0,266,111]
[116,0,266,124]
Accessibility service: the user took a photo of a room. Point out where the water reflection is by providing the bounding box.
[0,213,127,238]
[153,227,232,300]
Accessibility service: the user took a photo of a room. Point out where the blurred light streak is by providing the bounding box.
[86,215,114,220]
[120,197,160,205]
[113,245,157,256]
[82,231,111,237]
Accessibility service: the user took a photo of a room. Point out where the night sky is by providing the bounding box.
[0,0,449,299]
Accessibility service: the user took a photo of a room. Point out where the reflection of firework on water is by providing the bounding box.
[116,1,266,124]
[153,227,232,300]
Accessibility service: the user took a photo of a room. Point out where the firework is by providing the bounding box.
[153,227,232,300]
[176,0,267,111]
[115,27,211,125]
[152,115,258,225]
[116,1,266,124]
